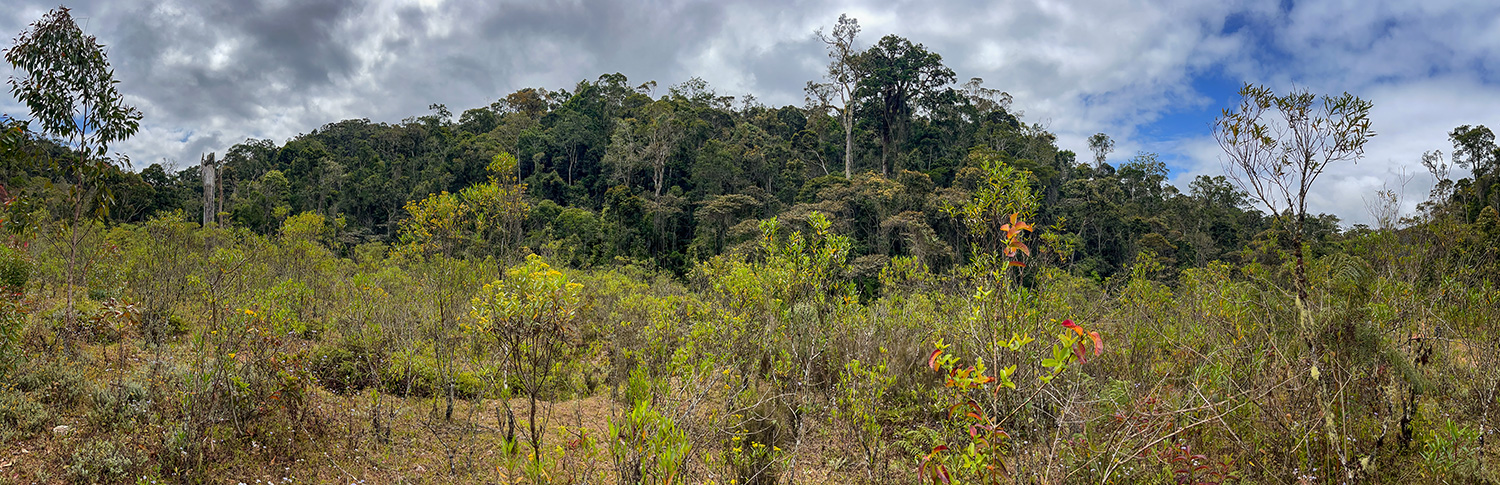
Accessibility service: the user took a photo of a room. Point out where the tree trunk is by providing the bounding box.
[1294,211,1308,303]
[842,110,854,177]
[654,161,665,199]
[568,148,577,185]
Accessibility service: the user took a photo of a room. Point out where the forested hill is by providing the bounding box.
[8,35,1495,282]
[9,66,1308,280]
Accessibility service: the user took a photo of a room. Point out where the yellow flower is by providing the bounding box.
[228,353,236,359]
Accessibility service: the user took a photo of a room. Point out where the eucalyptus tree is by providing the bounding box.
[810,14,863,177]
[6,6,142,346]
[1088,133,1115,168]
[603,101,681,199]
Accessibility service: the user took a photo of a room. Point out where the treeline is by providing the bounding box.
[7,78,1278,280]
[4,32,1497,284]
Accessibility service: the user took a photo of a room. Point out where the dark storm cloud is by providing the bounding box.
[5,0,1499,223]
[3,0,842,169]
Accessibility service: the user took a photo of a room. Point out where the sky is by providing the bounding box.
[3,0,1499,226]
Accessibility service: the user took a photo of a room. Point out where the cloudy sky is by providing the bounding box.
[3,0,1499,225]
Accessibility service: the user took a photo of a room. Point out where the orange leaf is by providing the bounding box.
[1061,319,1083,336]
[928,349,943,372]
[1089,331,1103,355]
[950,402,980,418]
[1008,213,1034,233]
[1008,261,1027,268]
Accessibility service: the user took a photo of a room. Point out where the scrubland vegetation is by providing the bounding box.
[5,7,1500,485]
[0,160,1496,483]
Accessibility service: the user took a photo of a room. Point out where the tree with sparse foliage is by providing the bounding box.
[1213,83,1374,302]
[1088,133,1114,168]
[811,14,863,177]
[6,6,141,347]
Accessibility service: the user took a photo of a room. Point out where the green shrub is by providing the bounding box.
[309,338,378,394]
[608,370,690,484]
[16,361,94,408]
[66,439,139,484]
[381,347,486,399]
[87,381,149,432]
[0,244,30,291]
[0,388,50,442]
[137,309,187,345]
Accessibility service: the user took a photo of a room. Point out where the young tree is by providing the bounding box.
[1213,83,1374,302]
[6,7,142,346]
[810,14,862,177]
[470,256,582,461]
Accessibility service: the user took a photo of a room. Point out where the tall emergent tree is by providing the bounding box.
[1088,132,1114,168]
[1213,84,1374,302]
[1448,124,1498,215]
[6,6,142,344]
[855,35,955,175]
[810,14,862,177]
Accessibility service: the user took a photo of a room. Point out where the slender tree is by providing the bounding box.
[1088,133,1115,168]
[6,7,142,347]
[812,14,862,177]
[1213,83,1374,302]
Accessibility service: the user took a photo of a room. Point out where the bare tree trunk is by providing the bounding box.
[843,110,854,177]
[202,153,215,227]
[654,161,665,199]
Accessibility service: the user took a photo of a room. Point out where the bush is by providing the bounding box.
[16,361,94,408]
[87,381,150,432]
[137,308,187,345]
[0,388,50,442]
[0,244,31,291]
[381,345,487,399]
[309,338,379,394]
[66,439,139,484]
